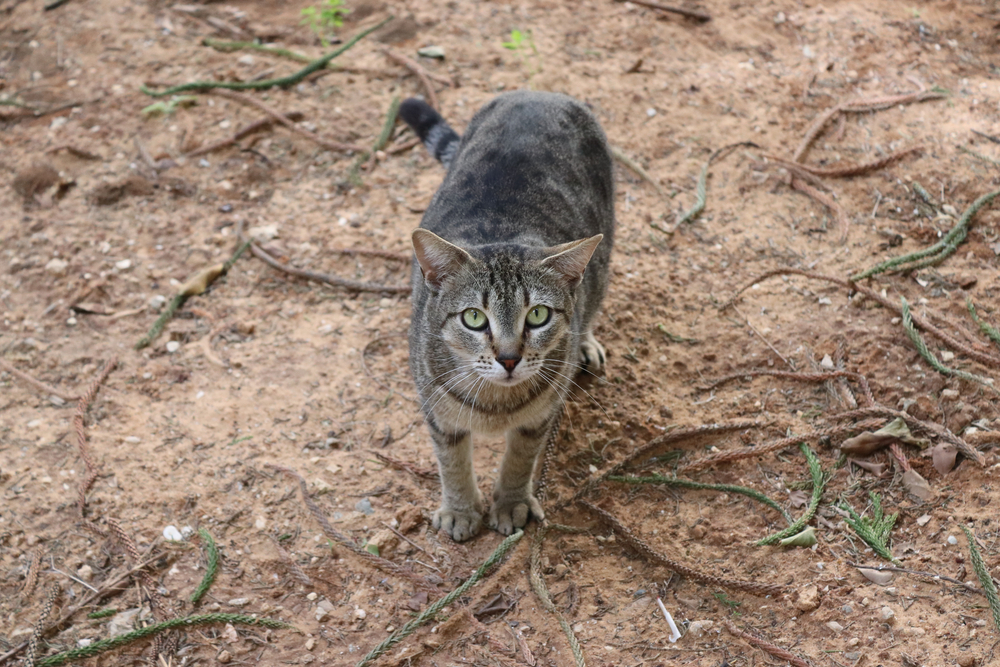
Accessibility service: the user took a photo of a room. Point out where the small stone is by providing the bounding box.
[66,317,77,326]
[826,621,844,633]
[115,259,131,270]
[880,607,895,623]
[903,626,926,636]
[417,45,445,59]
[553,564,569,577]
[858,568,894,586]
[237,54,255,65]
[217,179,234,191]
[959,655,977,667]
[646,107,656,117]
[353,608,367,620]
[317,600,335,612]
[305,637,316,651]
[942,388,960,401]
[166,341,181,353]
[844,653,861,662]
[659,405,674,419]
[218,649,232,663]
[45,258,68,275]
[149,295,167,311]
[255,516,266,529]
[124,436,141,443]
[941,350,956,362]
[77,564,94,581]
[78,639,93,647]
[355,498,374,515]
[108,608,143,637]
[379,297,392,308]
[228,597,250,607]
[687,620,715,637]
[948,535,959,545]
[820,354,835,369]
[916,514,932,527]
[306,592,318,601]
[794,585,820,612]
[162,525,183,542]
[315,608,329,622]
[774,11,786,23]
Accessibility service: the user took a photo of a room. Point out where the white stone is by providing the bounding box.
[826,621,844,633]
[115,259,131,270]
[880,607,895,623]
[820,354,835,369]
[353,608,367,620]
[687,620,716,637]
[45,258,68,275]
[162,525,183,541]
[166,341,181,353]
[228,597,250,606]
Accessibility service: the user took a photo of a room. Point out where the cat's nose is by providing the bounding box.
[497,355,521,373]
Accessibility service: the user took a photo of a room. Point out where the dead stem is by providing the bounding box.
[0,358,79,402]
[724,620,811,667]
[184,112,304,157]
[380,47,446,110]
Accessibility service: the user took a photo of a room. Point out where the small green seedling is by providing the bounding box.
[141,95,198,117]
[301,0,350,47]
[502,28,542,83]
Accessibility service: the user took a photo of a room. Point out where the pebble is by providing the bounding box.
[124,436,141,444]
[417,45,445,59]
[826,621,844,633]
[162,525,183,542]
[228,598,250,607]
[78,639,93,647]
[942,388,960,401]
[948,535,959,545]
[149,295,167,311]
[355,498,374,515]
[941,350,956,362]
[646,107,656,117]
[218,649,232,663]
[108,608,142,637]
[115,259,131,270]
[237,54,255,65]
[687,620,715,637]
[306,592,318,601]
[379,297,392,308]
[820,354,835,369]
[166,341,181,353]
[66,317,77,326]
[305,637,316,651]
[255,516,267,529]
[959,655,977,667]
[880,607,895,623]
[659,405,674,419]
[353,608,367,620]
[77,564,94,581]
[45,258,68,275]
[916,514,932,527]
[903,626,926,636]
[858,568,893,586]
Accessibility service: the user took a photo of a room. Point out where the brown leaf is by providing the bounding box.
[788,490,809,508]
[931,443,957,476]
[407,591,428,611]
[858,568,894,585]
[848,459,886,476]
[901,469,933,501]
[840,418,928,455]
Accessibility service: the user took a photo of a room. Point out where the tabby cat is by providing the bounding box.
[400,91,615,541]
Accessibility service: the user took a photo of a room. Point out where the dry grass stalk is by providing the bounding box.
[790,177,851,243]
[25,584,61,667]
[21,548,43,599]
[705,369,875,407]
[832,406,985,466]
[380,47,444,109]
[724,619,811,667]
[889,442,912,472]
[266,463,439,593]
[184,111,305,157]
[722,268,1000,369]
[966,430,1000,446]
[0,359,79,402]
[237,220,411,294]
[558,421,762,509]
[372,452,438,480]
[677,418,885,474]
[771,146,922,179]
[207,89,365,153]
[270,536,313,586]
[580,501,785,597]
[74,359,117,537]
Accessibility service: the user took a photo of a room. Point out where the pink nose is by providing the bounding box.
[498,356,521,373]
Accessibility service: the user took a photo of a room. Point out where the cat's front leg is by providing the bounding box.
[429,422,485,542]
[489,414,554,535]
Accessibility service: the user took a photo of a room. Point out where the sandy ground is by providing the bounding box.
[3,0,1000,665]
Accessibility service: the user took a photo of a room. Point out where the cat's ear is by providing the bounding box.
[541,234,603,288]
[412,229,474,288]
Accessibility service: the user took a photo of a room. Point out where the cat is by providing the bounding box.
[400,91,615,541]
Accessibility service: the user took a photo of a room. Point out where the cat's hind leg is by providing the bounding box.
[580,331,606,376]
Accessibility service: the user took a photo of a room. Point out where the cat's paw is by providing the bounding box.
[433,507,483,542]
[580,332,606,376]
[488,494,544,535]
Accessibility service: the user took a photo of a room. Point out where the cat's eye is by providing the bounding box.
[462,308,488,330]
[525,305,551,327]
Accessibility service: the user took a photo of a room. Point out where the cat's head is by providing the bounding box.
[412,229,602,387]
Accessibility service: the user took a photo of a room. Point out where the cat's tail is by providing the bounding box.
[399,97,460,170]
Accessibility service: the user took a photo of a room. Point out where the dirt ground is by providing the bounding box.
[3,0,1000,665]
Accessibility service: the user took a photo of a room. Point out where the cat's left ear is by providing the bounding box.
[541,234,603,288]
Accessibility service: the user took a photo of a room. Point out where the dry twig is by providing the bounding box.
[724,620,811,667]
[612,0,710,22]
[380,47,446,109]
[184,112,304,157]
[0,358,79,402]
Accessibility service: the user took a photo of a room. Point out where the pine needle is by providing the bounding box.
[962,525,1000,632]
[841,492,899,564]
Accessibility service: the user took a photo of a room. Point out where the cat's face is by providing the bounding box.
[413,230,602,388]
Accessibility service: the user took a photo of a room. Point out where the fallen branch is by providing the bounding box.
[612,0,710,22]
[579,501,784,597]
[184,111,304,157]
[237,220,411,293]
[355,530,524,667]
[901,297,998,394]
[206,89,364,153]
[724,620,810,667]
[852,187,1000,280]
[0,358,79,402]
[141,18,392,97]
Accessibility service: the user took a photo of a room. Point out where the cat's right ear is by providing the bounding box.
[411,229,473,288]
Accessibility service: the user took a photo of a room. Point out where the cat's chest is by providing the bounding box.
[430,380,558,434]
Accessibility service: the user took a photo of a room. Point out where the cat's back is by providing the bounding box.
[421,91,614,249]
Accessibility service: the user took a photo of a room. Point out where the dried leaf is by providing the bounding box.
[901,469,933,501]
[779,526,817,547]
[788,489,809,508]
[848,458,886,476]
[407,591,428,611]
[931,443,957,476]
[858,568,894,585]
[840,418,928,455]
[179,263,226,297]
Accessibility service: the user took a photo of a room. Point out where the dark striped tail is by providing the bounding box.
[399,97,460,169]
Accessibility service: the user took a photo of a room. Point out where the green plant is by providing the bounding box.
[502,28,542,82]
[841,492,899,564]
[301,0,350,47]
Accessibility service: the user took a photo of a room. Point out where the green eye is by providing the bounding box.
[525,305,550,327]
[462,308,488,330]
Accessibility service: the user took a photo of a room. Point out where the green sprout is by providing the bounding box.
[502,28,542,83]
[301,0,350,47]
